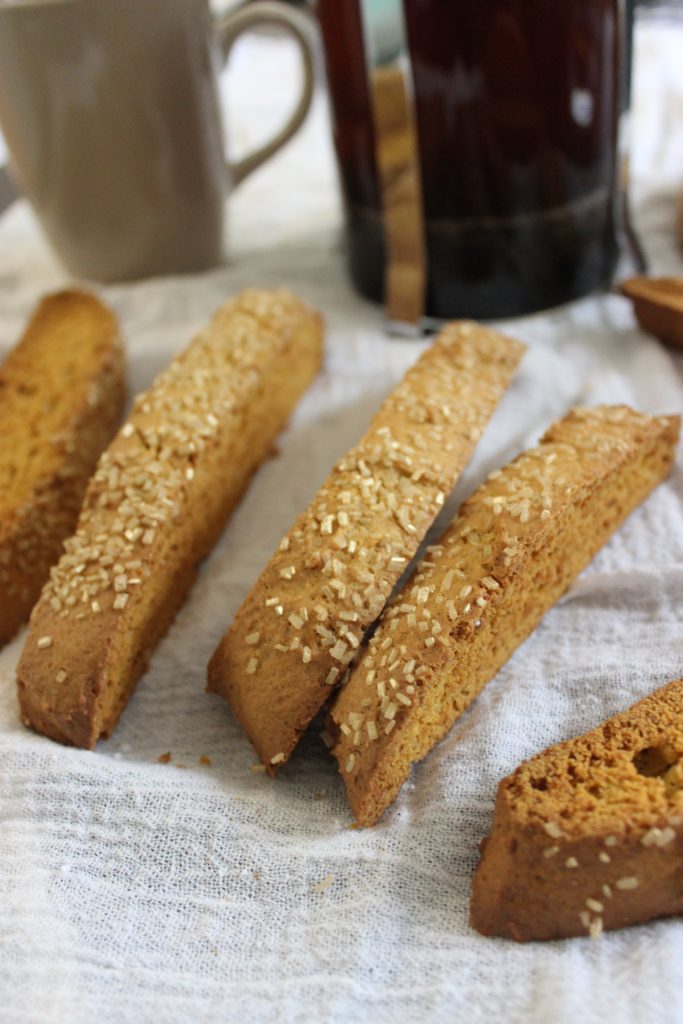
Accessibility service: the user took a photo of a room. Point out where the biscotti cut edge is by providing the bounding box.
[0,290,125,648]
[17,288,322,748]
[470,677,683,941]
[207,322,525,770]
[331,405,679,826]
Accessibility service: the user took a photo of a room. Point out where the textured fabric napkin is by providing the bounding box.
[1,21,683,1024]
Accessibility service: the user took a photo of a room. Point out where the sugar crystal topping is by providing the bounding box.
[332,407,662,772]
[236,325,524,709]
[35,291,303,626]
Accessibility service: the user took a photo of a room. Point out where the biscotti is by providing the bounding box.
[17,288,322,748]
[208,323,525,769]
[331,406,679,826]
[470,677,683,941]
[0,290,125,647]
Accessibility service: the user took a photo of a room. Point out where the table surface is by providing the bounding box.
[1,18,683,1024]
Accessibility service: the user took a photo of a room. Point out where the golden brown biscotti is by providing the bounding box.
[0,290,125,648]
[17,288,322,748]
[208,323,525,769]
[470,678,683,942]
[331,406,679,827]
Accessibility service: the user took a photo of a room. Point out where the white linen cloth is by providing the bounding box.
[1,20,683,1024]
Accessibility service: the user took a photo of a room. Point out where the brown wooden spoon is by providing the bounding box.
[620,276,683,351]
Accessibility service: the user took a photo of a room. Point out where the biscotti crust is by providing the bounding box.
[207,322,525,769]
[470,677,683,942]
[0,290,125,647]
[331,406,680,827]
[17,289,323,748]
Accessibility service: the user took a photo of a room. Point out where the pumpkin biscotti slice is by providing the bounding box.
[331,406,679,826]
[208,323,525,769]
[0,290,125,648]
[470,677,683,942]
[17,288,322,748]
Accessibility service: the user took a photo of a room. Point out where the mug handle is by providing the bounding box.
[215,1,315,188]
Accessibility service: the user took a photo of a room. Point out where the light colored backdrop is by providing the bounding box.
[0,16,682,1024]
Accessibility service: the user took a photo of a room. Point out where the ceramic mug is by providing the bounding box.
[0,0,315,281]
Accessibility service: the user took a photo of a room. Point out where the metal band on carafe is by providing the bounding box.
[359,0,426,330]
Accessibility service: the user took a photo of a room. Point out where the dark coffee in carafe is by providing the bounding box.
[318,0,623,322]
